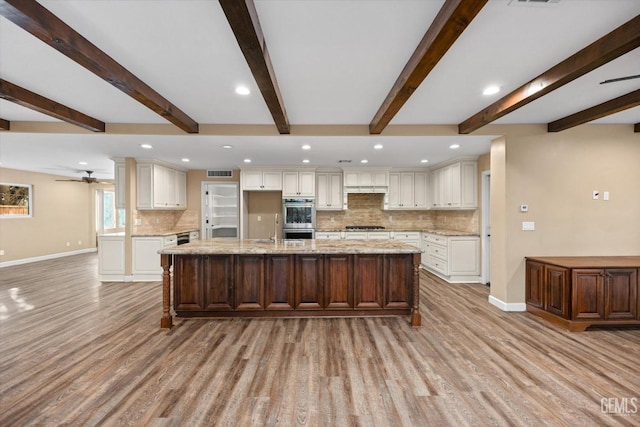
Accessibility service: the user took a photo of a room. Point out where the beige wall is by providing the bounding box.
[0,167,109,263]
[490,125,640,305]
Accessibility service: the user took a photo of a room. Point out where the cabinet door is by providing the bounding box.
[572,269,604,320]
[328,173,342,208]
[203,255,234,311]
[430,170,440,208]
[235,255,265,310]
[384,255,412,309]
[525,261,545,309]
[316,173,329,208]
[460,161,478,209]
[388,173,401,208]
[399,172,414,208]
[295,255,324,309]
[153,164,168,208]
[173,256,205,311]
[265,255,295,310]
[373,172,388,187]
[324,255,353,309]
[262,171,283,190]
[604,268,637,320]
[413,172,428,209]
[448,163,461,208]
[546,265,570,318]
[344,171,359,187]
[449,238,479,276]
[136,163,153,209]
[242,170,263,190]
[282,172,299,196]
[175,170,187,208]
[298,171,315,196]
[354,254,383,309]
[132,237,163,275]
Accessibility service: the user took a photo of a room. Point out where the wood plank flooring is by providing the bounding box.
[1,253,639,426]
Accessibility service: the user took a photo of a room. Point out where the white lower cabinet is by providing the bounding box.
[132,235,177,281]
[315,232,342,240]
[421,232,480,282]
[98,234,125,281]
[391,231,421,249]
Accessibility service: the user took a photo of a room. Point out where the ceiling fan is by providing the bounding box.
[599,74,640,84]
[56,170,110,184]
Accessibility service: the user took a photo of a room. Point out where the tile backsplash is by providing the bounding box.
[133,209,199,234]
[316,193,478,233]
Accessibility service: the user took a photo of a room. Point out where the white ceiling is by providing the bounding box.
[0,0,639,180]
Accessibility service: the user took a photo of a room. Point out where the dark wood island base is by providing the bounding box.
[526,256,640,331]
[160,240,422,328]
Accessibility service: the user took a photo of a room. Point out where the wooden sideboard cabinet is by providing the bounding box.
[525,257,640,331]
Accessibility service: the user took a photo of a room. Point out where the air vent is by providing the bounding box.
[509,0,560,6]
[207,170,233,178]
[338,160,352,164]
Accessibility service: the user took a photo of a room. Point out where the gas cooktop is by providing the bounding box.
[345,225,386,230]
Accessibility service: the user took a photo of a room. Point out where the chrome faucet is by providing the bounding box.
[271,213,279,241]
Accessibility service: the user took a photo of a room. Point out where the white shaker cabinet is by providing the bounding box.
[387,171,429,210]
[137,162,187,210]
[283,170,315,197]
[98,234,125,281]
[422,232,480,282]
[316,172,343,210]
[241,169,283,191]
[430,160,477,209]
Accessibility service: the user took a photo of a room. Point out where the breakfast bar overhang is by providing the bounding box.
[159,239,422,328]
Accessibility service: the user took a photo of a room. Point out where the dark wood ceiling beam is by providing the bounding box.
[0,117,9,130]
[459,15,640,134]
[548,89,640,132]
[0,79,105,132]
[0,0,199,133]
[369,0,488,135]
[219,0,290,134]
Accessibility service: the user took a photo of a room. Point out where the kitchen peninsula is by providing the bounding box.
[159,238,421,328]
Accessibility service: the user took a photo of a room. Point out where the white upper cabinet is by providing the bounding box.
[387,171,430,210]
[241,169,283,191]
[343,169,388,192]
[430,160,477,209]
[282,170,315,197]
[316,172,343,210]
[137,162,187,210]
[114,160,126,209]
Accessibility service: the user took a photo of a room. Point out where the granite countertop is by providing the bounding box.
[316,228,478,236]
[159,238,421,255]
[131,228,199,238]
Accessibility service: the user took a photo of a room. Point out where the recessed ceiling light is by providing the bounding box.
[302,144,311,150]
[181,158,190,162]
[78,161,88,165]
[361,159,368,164]
[374,144,383,150]
[235,86,250,95]
[243,158,251,163]
[302,159,310,164]
[140,144,153,149]
[450,144,460,149]
[420,159,429,163]
[483,85,500,95]
[222,145,233,149]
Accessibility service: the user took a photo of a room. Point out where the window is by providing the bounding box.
[98,189,124,232]
[0,183,32,218]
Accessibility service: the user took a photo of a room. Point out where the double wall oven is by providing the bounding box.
[282,198,315,239]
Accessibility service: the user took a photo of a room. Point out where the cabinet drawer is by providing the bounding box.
[367,232,390,239]
[316,232,341,240]
[426,234,447,245]
[430,258,448,275]
[393,232,420,240]
[428,244,447,261]
[164,235,178,247]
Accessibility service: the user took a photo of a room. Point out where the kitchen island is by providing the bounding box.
[159,239,421,328]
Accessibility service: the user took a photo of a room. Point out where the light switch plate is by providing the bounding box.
[522,221,535,231]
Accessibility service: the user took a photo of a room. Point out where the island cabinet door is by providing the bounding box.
[604,268,638,320]
[383,255,412,309]
[235,255,265,310]
[545,265,570,319]
[202,255,234,311]
[295,255,324,309]
[571,269,605,321]
[354,255,383,309]
[324,255,354,309]
[265,255,295,310]
[525,261,545,309]
[173,255,205,311]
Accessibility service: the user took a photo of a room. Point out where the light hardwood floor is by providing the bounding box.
[1,253,639,426]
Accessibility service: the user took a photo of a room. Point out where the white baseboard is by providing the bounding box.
[488,295,526,312]
[0,248,97,268]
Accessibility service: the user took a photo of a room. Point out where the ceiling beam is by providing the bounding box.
[0,79,105,132]
[548,89,640,132]
[459,14,640,134]
[0,0,199,134]
[369,0,488,135]
[219,0,290,134]
[0,117,9,130]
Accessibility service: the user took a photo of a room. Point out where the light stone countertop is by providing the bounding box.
[159,238,421,255]
[316,228,478,237]
[131,228,199,238]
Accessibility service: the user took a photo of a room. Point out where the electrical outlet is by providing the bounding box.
[134,218,142,226]
[603,191,610,201]
[522,221,535,231]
